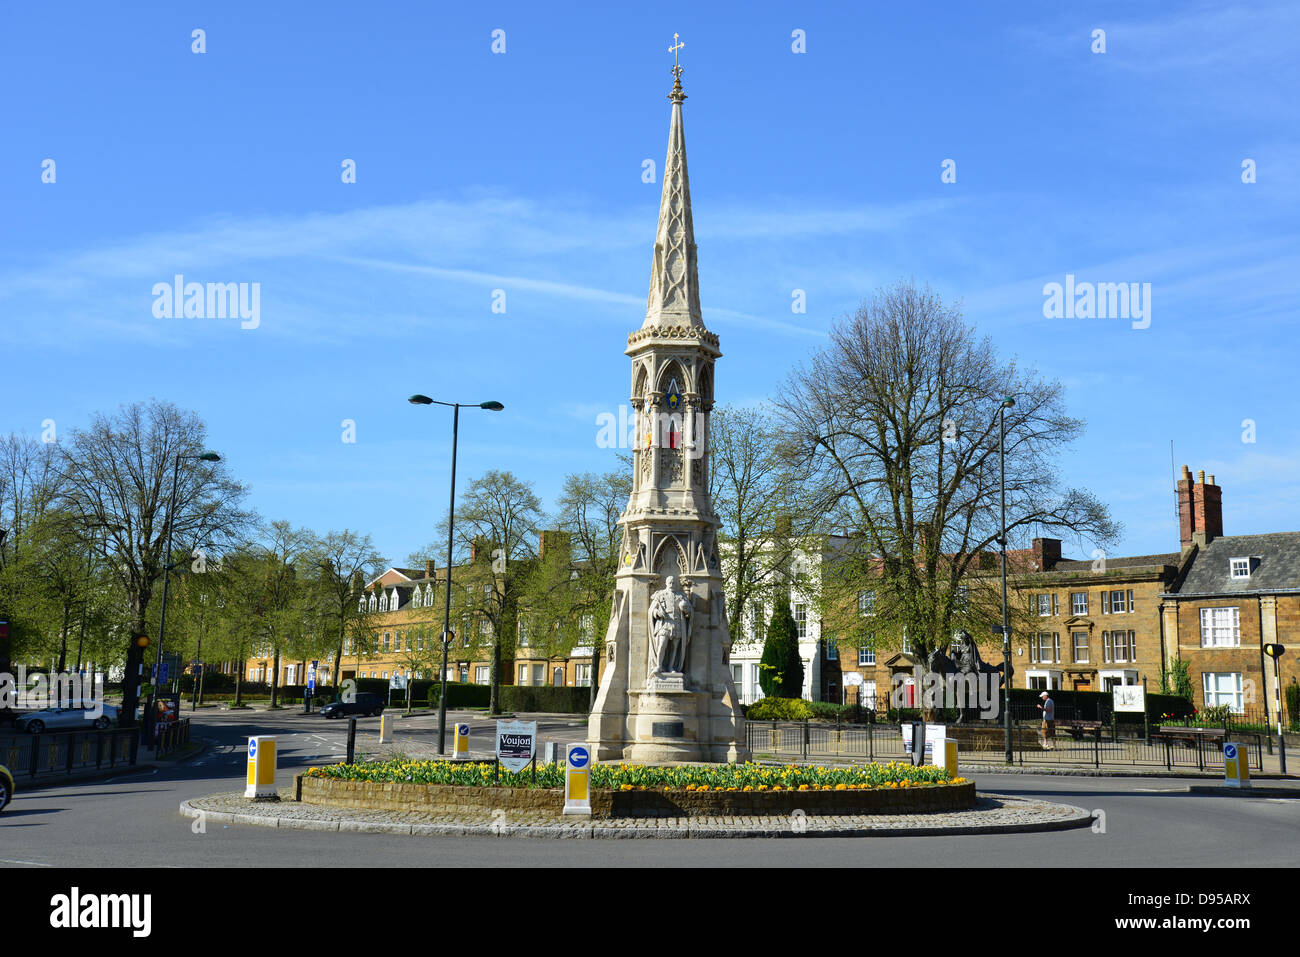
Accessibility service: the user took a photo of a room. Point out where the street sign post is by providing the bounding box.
[496,720,537,773]
[563,743,591,816]
[453,722,471,760]
[304,661,318,714]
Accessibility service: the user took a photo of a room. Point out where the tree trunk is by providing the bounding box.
[270,651,280,708]
[234,657,244,707]
[489,636,501,715]
[57,603,71,673]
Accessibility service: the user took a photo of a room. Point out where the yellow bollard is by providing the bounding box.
[245,736,277,799]
[1224,741,1251,789]
[453,722,471,760]
[563,744,591,816]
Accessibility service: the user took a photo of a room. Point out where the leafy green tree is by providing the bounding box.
[759,597,803,699]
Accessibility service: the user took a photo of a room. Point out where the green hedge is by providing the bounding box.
[498,686,591,714]
[747,697,813,720]
[426,682,491,709]
[1008,688,1193,722]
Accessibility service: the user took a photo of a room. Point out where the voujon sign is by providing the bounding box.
[496,720,537,773]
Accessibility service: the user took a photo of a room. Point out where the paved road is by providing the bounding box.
[1,708,1296,868]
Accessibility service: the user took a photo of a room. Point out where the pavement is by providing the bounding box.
[0,707,1296,866]
[179,789,1094,839]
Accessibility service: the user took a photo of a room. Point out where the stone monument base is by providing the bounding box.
[624,687,706,763]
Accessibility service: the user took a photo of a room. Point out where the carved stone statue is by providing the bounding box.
[648,575,691,679]
[928,629,1005,724]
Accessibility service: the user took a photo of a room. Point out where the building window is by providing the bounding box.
[1104,630,1134,663]
[383,633,391,651]
[1103,590,1129,614]
[858,590,876,616]
[954,586,969,613]
[751,663,762,699]
[794,604,807,639]
[1202,672,1244,713]
[1230,558,1250,579]
[749,604,762,639]
[577,664,592,687]
[826,638,838,661]
[518,620,529,647]
[1071,592,1088,616]
[1072,631,1089,664]
[1037,595,1052,617]
[1200,607,1240,647]
[518,664,528,685]
[532,664,544,686]
[553,667,564,687]
[1031,632,1060,664]
[730,663,742,687]
[858,645,875,667]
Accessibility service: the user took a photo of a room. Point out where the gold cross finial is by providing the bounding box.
[669,32,684,70]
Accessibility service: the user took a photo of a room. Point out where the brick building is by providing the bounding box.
[1161,466,1299,719]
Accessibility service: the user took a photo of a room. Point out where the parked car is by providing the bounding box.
[319,693,385,718]
[14,703,119,733]
[0,764,12,813]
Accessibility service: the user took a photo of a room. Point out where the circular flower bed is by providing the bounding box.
[298,760,974,818]
[304,759,963,791]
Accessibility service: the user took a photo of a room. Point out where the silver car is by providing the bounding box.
[15,703,118,733]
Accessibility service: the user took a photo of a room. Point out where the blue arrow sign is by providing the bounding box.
[457,724,469,736]
[569,746,589,769]
[1224,743,1237,760]
[248,738,257,757]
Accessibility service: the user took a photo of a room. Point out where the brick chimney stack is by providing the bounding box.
[1031,538,1062,571]
[1177,465,1223,550]
[425,559,436,579]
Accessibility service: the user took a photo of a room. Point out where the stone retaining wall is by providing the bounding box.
[296,774,976,818]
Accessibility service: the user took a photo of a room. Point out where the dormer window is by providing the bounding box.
[1229,557,1254,579]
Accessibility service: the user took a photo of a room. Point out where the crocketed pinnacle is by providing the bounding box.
[643,65,703,330]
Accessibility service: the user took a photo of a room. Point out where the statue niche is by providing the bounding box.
[647,575,691,682]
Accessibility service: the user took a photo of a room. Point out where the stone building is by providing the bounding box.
[1161,467,1299,719]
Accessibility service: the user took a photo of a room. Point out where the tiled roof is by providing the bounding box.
[1053,552,1181,572]
[1172,532,1300,596]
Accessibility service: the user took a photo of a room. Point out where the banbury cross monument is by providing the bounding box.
[587,43,749,763]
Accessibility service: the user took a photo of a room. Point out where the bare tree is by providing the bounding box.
[309,529,387,696]
[775,279,1120,667]
[709,404,819,651]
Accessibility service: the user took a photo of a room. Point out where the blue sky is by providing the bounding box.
[2,1,1297,565]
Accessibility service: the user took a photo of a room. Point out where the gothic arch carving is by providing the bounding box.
[652,535,688,577]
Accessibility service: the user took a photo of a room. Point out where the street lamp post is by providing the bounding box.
[150,451,220,737]
[999,396,1015,764]
[409,395,504,755]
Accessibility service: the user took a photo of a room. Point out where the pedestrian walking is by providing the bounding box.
[1037,691,1055,750]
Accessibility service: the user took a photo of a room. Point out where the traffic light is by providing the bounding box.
[120,633,151,729]
[1264,643,1285,659]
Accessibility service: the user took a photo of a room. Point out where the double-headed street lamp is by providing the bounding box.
[998,396,1016,763]
[409,395,504,755]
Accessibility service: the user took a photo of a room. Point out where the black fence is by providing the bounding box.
[154,718,192,756]
[0,726,139,779]
[743,719,1265,772]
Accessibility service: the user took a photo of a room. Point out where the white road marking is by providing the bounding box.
[0,858,52,867]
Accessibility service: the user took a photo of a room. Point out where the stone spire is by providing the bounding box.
[643,62,703,330]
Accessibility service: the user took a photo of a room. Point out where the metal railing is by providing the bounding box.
[154,718,191,756]
[744,719,1265,771]
[0,727,139,779]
